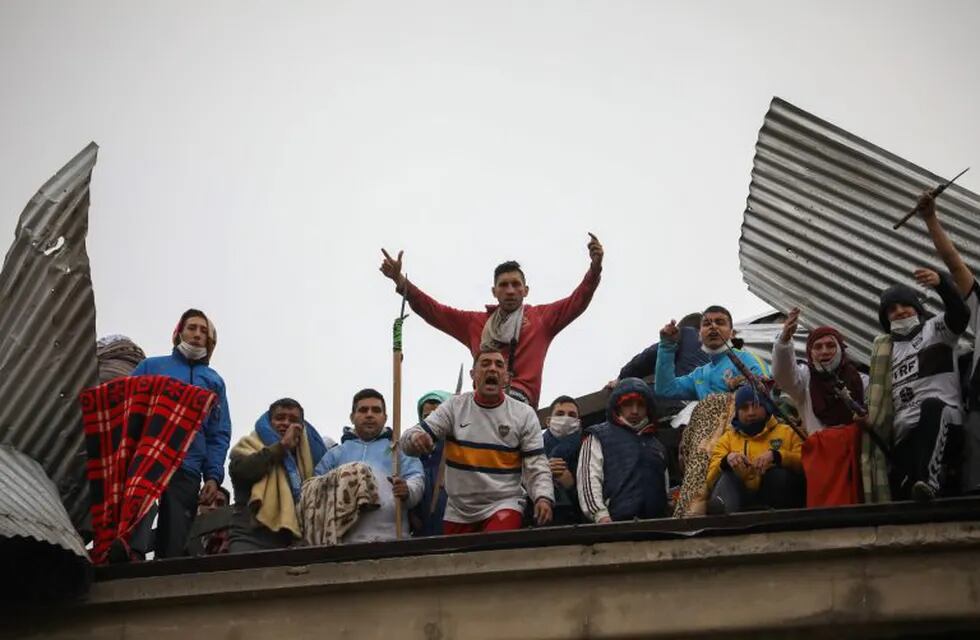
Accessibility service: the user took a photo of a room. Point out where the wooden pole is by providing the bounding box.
[392,276,408,539]
[392,348,403,539]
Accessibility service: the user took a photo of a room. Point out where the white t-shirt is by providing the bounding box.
[890,313,963,443]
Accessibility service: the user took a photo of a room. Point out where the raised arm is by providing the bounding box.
[772,308,807,400]
[914,268,970,335]
[542,234,603,335]
[653,320,698,399]
[380,248,477,346]
[920,192,974,297]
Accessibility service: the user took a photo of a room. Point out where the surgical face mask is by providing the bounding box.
[177,340,208,361]
[890,316,921,336]
[618,415,650,432]
[815,349,843,373]
[701,344,727,356]
[548,416,581,438]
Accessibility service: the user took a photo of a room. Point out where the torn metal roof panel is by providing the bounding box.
[740,98,980,364]
[0,444,91,600]
[0,142,99,527]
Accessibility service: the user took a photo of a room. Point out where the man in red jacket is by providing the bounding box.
[380,234,603,408]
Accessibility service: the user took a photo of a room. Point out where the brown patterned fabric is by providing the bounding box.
[299,462,380,546]
[673,392,735,517]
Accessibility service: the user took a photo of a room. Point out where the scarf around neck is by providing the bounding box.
[480,305,524,352]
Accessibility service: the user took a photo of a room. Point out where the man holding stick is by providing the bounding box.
[401,349,554,533]
[380,234,603,408]
[916,189,980,494]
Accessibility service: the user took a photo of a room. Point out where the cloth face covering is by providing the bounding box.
[548,416,581,438]
[890,316,921,336]
[177,341,208,361]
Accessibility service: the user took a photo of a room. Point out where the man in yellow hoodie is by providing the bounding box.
[706,385,804,515]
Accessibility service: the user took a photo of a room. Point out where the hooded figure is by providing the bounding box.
[576,378,668,522]
[868,270,969,501]
[410,390,452,537]
[228,403,334,552]
[705,385,804,514]
[129,308,233,558]
[773,324,867,508]
[773,323,867,434]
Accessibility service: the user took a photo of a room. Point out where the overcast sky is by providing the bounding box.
[2,1,980,458]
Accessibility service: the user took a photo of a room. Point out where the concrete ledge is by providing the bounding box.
[11,520,980,639]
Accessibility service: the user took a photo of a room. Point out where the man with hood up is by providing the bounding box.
[130,308,232,558]
[314,388,424,543]
[918,189,980,493]
[577,378,669,523]
[706,385,804,514]
[869,268,969,501]
[228,398,334,552]
[774,311,867,506]
[410,390,452,537]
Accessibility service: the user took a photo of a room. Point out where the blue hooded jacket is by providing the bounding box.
[131,348,232,484]
[314,427,423,481]
[654,342,769,401]
[412,391,451,537]
[254,411,332,501]
[586,378,667,521]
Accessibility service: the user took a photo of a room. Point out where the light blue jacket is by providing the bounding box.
[131,348,232,484]
[314,427,425,507]
[654,342,769,400]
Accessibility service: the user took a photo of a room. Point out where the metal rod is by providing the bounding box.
[892,167,970,230]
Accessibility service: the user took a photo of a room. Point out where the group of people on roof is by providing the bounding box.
[89,190,980,562]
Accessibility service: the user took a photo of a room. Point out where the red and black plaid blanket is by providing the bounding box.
[81,375,217,564]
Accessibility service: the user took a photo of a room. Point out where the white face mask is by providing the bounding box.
[617,415,650,432]
[815,348,843,373]
[177,340,208,361]
[890,316,921,336]
[701,344,727,355]
[548,416,581,438]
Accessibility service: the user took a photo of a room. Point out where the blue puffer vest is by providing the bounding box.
[589,378,667,521]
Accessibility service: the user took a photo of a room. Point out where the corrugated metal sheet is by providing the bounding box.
[0,445,87,557]
[0,143,99,527]
[740,98,980,365]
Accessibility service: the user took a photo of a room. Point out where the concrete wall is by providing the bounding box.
[10,520,980,639]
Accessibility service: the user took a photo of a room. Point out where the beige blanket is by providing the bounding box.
[299,462,380,546]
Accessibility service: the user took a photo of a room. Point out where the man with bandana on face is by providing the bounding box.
[577,379,669,523]
[129,308,232,558]
[706,385,804,514]
[401,349,554,534]
[773,310,868,506]
[543,395,585,525]
[875,268,969,501]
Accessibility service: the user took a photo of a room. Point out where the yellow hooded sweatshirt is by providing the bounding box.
[706,415,803,493]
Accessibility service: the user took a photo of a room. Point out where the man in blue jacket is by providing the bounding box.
[130,308,233,558]
[315,388,424,543]
[655,305,769,400]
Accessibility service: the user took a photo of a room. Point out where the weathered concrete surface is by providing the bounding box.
[9,521,980,639]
